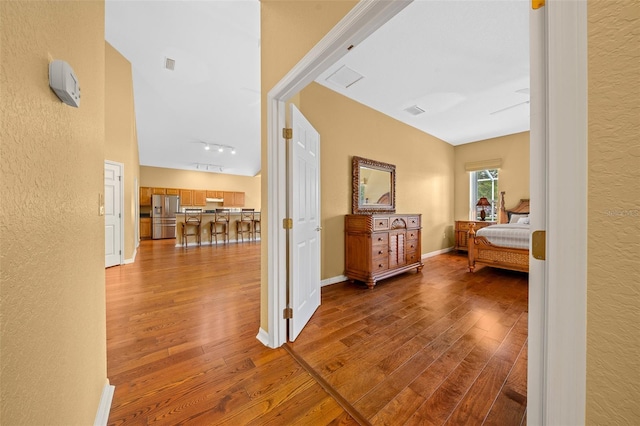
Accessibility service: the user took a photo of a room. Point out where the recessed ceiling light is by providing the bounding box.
[404,105,425,116]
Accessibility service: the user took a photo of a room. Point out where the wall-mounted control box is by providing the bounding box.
[49,60,80,108]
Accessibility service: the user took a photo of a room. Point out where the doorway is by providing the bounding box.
[105,160,124,267]
[264,1,587,424]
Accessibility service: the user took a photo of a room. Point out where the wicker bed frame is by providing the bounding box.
[468,192,530,273]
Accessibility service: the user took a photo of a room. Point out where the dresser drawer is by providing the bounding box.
[372,233,389,246]
[373,257,389,272]
[406,239,419,252]
[406,229,420,241]
[406,249,420,264]
[373,217,389,231]
[406,216,420,228]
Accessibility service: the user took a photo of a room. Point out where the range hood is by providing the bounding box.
[205,197,223,202]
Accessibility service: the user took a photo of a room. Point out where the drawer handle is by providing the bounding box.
[410,233,414,237]
[378,237,383,241]
[410,245,414,248]
[379,222,384,226]
[378,250,383,255]
[378,264,384,268]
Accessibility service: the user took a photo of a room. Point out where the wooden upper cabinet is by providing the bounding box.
[223,191,245,207]
[180,189,193,206]
[206,190,224,199]
[151,187,166,194]
[193,190,207,206]
[234,192,245,206]
[165,188,180,195]
[140,187,152,206]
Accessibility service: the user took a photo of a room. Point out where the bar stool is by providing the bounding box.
[181,209,202,248]
[236,209,254,242]
[210,209,229,245]
[252,212,260,241]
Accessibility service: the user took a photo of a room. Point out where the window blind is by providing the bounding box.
[464,158,502,172]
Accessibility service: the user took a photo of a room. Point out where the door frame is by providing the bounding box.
[104,160,124,267]
[263,1,587,423]
[262,0,413,349]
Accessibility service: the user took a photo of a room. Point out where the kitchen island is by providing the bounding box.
[175,211,260,246]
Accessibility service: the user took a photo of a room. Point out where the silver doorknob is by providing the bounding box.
[315,226,323,231]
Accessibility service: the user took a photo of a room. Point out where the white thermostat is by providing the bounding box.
[49,60,81,108]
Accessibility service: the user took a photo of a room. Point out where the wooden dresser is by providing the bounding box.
[454,220,495,251]
[345,214,423,289]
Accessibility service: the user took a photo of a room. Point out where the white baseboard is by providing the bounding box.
[123,247,137,265]
[321,275,349,287]
[94,383,115,426]
[256,327,271,347]
[422,247,454,260]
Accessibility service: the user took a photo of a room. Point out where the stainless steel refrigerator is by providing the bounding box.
[151,194,180,239]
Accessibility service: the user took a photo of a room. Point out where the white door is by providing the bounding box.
[288,105,321,341]
[105,161,122,267]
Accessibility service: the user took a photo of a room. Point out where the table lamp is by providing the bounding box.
[476,197,491,221]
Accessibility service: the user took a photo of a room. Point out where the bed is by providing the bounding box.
[468,192,530,273]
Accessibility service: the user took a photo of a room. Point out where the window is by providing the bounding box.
[470,169,499,221]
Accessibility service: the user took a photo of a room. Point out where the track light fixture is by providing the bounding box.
[195,163,224,172]
[201,141,237,154]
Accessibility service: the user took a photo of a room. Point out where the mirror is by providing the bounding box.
[352,156,396,214]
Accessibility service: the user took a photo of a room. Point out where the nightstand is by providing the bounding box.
[454,220,496,251]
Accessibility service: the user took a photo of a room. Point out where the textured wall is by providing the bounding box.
[0,1,107,425]
[300,83,455,279]
[140,166,261,210]
[105,42,140,261]
[453,132,530,220]
[260,0,358,331]
[587,0,640,423]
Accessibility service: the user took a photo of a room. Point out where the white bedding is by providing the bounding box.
[476,223,530,250]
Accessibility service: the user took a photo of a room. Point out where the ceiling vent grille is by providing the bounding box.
[164,57,176,71]
[404,105,425,116]
[325,65,364,89]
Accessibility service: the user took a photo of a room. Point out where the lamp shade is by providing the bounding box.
[476,197,491,207]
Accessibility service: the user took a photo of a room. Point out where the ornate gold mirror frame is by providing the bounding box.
[352,156,396,214]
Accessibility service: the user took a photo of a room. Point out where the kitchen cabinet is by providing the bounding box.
[180,189,193,206]
[223,191,245,207]
[151,188,166,194]
[345,214,423,289]
[165,188,180,195]
[206,190,224,199]
[140,217,151,239]
[140,187,152,206]
[193,190,207,206]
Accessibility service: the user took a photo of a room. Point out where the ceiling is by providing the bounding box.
[105,0,529,177]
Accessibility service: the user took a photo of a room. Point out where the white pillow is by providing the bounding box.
[517,216,530,225]
[509,213,528,224]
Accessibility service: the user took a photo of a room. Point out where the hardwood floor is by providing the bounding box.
[106,239,527,425]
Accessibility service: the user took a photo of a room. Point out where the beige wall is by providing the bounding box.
[587,1,640,423]
[0,1,107,424]
[106,42,140,260]
[260,0,357,331]
[454,132,530,220]
[140,166,261,209]
[299,83,454,279]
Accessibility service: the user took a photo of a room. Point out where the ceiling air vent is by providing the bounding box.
[325,65,364,89]
[404,105,425,116]
[164,57,176,71]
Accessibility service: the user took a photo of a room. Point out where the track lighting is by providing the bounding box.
[201,141,237,154]
[194,162,224,172]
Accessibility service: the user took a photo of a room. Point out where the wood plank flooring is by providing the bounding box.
[106,239,527,425]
